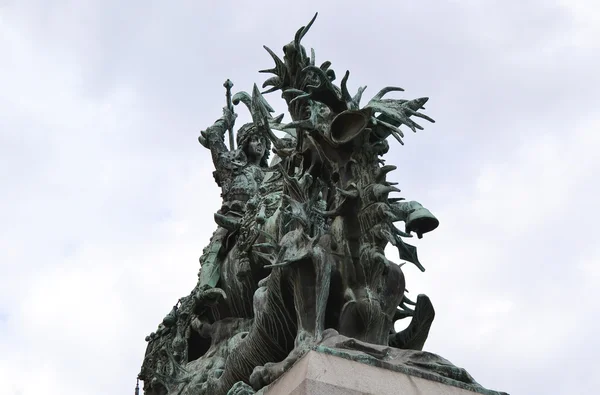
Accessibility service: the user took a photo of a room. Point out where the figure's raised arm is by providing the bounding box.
[198,107,237,171]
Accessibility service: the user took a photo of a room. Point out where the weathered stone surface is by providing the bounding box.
[137,12,506,395]
[261,351,502,395]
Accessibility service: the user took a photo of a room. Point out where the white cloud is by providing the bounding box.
[472,118,599,236]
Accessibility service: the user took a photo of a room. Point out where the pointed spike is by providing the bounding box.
[377,117,405,138]
[375,164,397,182]
[410,119,424,130]
[407,97,429,110]
[262,45,285,73]
[389,129,404,145]
[262,76,281,88]
[402,296,416,306]
[388,197,405,203]
[399,303,415,314]
[412,260,426,272]
[387,185,402,194]
[282,88,308,97]
[352,85,367,108]
[385,259,403,267]
[289,93,311,105]
[380,164,398,173]
[262,86,280,94]
[372,185,400,201]
[252,83,275,113]
[341,70,351,102]
[295,12,318,48]
[407,109,435,123]
[320,61,332,70]
[372,86,405,101]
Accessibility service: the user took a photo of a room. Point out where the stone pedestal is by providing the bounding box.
[261,350,505,395]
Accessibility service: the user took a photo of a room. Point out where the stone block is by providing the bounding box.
[262,351,501,395]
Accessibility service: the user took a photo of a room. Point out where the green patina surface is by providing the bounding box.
[138,12,506,395]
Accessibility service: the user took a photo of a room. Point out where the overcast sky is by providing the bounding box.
[1,1,598,394]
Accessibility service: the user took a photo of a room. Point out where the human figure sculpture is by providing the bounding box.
[196,108,271,307]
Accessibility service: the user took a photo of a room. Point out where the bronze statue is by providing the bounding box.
[138,13,506,395]
[196,107,271,306]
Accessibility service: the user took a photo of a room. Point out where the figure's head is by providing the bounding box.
[237,123,271,167]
